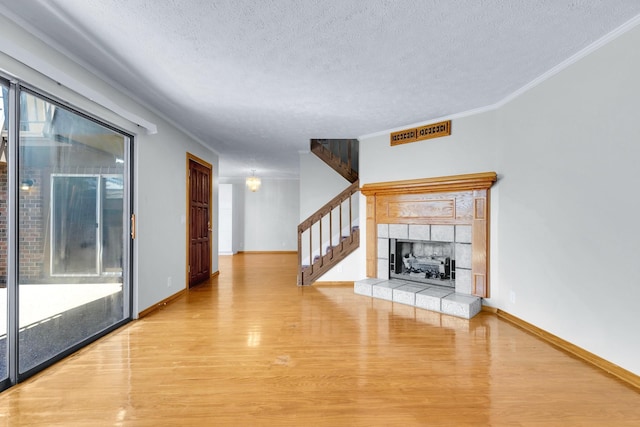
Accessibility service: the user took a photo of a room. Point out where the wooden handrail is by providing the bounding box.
[298,180,359,232]
[310,139,359,184]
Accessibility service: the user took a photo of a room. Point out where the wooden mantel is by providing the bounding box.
[360,172,497,196]
[361,172,497,298]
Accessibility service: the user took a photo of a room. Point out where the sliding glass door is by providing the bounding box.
[17,89,131,376]
[0,81,132,386]
[0,81,9,388]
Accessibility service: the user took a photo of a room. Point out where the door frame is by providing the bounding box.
[185,153,213,288]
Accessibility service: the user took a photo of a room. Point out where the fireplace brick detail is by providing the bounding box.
[431,225,454,242]
[389,224,409,239]
[408,224,430,241]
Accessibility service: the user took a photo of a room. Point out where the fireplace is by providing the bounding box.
[377,222,472,294]
[361,172,497,298]
[390,239,454,287]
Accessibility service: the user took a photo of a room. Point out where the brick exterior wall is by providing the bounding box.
[0,160,124,285]
[19,168,45,281]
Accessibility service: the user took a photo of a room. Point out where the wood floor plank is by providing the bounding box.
[0,253,638,426]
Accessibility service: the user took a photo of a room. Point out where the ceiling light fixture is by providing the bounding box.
[246,170,261,192]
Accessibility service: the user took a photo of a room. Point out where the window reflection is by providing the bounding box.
[247,326,261,347]
[17,90,128,374]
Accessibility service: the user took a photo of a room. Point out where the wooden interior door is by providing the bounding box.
[188,158,211,287]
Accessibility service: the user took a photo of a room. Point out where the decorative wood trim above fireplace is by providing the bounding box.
[361,172,497,298]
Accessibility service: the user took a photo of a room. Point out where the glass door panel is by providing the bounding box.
[18,90,129,375]
[51,175,99,275]
[0,82,8,384]
[101,176,124,275]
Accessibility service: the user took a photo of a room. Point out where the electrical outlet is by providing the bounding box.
[167,276,173,287]
[509,290,516,304]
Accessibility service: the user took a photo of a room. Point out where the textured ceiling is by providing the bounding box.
[1,1,640,178]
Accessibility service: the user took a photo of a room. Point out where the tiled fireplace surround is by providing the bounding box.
[378,223,472,291]
[355,172,497,319]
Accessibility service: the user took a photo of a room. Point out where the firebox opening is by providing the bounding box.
[389,239,455,288]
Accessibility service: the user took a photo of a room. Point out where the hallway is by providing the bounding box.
[0,253,638,426]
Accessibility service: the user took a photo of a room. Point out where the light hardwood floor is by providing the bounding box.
[0,253,638,426]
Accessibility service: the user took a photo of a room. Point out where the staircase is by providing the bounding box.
[310,139,358,184]
[298,139,360,286]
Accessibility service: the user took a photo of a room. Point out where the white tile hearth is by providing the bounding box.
[355,279,482,319]
[441,293,482,319]
[354,278,386,297]
[393,284,429,306]
[377,223,389,238]
[415,287,453,312]
[371,279,407,301]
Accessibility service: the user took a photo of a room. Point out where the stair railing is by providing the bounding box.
[310,139,359,183]
[298,180,360,285]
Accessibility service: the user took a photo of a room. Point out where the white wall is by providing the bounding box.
[299,152,351,220]
[0,14,219,316]
[359,112,500,184]
[232,180,245,253]
[218,178,245,254]
[493,23,640,375]
[136,130,218,313]
[244,178,299,251]
[219,183,234,254]
[220,176,297,253]
[345,23,640,375]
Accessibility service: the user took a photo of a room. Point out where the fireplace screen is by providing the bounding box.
[390,239,455,288]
